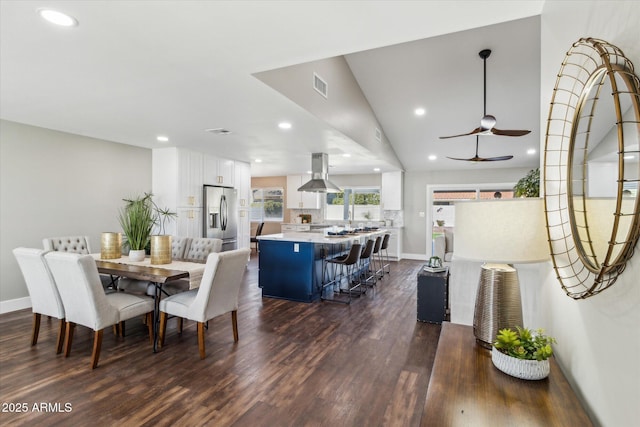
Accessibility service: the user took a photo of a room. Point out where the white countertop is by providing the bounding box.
[257,229,387,244]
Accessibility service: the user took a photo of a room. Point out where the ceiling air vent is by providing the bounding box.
[205,128,232,135]
[313,72,328,98]
[375,128,382,142]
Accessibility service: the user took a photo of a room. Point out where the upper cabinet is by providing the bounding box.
[204,154,235,187]
[153,147,203,209]
[234,161,251,210]
[286,174,320,209]
[381,171,403,210]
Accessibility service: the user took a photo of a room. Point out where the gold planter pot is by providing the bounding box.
[100,232,122,259]
[150,235,172,265]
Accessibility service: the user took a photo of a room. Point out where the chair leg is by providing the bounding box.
[178,317,183,334]
[146,312,154,345]
[197,322,206,360]
[31,313,41,346]
[55,319,66,354]
[64,322,75,357]
[159,312,168,348]
[231,310,239,342]
[91,329,103,369]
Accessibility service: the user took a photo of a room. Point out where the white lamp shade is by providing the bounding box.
[454,198,549,263]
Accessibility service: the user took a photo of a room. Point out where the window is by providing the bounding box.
[326,188,381,222]
[250,188,284,222]
[432,188,513,228]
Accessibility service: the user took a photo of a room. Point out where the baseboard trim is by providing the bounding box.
[0,296,31,314]
[402,253,428,261]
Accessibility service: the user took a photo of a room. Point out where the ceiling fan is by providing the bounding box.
[446,136,514,162]
[440,49,531,139]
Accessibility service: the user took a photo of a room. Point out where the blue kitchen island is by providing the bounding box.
[257,230,384,302]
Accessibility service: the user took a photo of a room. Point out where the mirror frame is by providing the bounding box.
[544,38,640,299]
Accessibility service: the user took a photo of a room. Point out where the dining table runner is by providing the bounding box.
[91,253,205,289]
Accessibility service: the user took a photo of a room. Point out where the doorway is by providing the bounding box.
[425,183,515,258]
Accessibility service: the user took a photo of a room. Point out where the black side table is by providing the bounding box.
[417,267,449,324]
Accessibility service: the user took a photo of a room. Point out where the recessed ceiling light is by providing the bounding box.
[255,159,262,163]
[156,136,169,142]
[343,153,351,158]
[415,107,426,116]
[373,167,381,172]
[428,154,437,161]
[278,122,292,130]
[527,148,536,155]
[37,8,78,27]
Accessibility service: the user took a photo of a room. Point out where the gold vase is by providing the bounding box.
[150,235,172,265]
[100,232,122,259]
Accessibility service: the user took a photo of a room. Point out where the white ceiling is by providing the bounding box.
[0,1,545,177]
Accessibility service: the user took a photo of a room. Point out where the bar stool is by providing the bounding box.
[322,243,362,304]
[358,239,377,290]
[380,233,391,275]
[372,236,383,280]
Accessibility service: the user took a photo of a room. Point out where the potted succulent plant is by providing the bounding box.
[118,193,176,262]
[492,326,556,380]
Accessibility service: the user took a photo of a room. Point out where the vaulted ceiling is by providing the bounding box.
[0,1,544,176]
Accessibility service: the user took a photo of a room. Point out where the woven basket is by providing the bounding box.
[491,347,550,380]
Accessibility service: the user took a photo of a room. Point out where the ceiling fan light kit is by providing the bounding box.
[442,48,531,162]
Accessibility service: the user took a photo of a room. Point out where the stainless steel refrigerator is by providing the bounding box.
[203,185,238,251]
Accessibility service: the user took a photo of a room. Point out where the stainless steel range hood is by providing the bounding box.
[297,153,341,193]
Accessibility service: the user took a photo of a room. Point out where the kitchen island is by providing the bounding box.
[257,230,385,302]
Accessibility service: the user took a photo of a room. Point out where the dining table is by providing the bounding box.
[92,254,206,352]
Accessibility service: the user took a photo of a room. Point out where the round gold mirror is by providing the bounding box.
[544,38,640,299]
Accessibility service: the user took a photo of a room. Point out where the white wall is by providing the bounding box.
[538,2,640,425]
[0,120,151,310]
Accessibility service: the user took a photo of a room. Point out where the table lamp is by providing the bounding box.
[454,198,549,348]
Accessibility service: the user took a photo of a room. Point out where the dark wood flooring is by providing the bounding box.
[0,256,441,426]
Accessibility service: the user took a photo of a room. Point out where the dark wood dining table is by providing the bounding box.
[94,257,203,352]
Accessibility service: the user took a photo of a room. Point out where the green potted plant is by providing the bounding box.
[513,168,540,197]
[118,193,176,262]
[492,326,556,380]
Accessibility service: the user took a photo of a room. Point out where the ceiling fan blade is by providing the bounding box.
[439,127,482,139]
[483,155,514,161]
[491,128,531,137]
[446,155,513,162]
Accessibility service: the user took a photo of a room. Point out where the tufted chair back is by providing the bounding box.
[43,236,91,254]
[183,238,223,262]
[172,236,192,260]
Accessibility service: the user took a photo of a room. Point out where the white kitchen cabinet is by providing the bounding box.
[175,207,202,238]
[286,175,320,209]
[381,171,403,210]
[204,154,235,187]
[236,210,251,250]
[153,147,204,234]
[234,161,251,250]
[234,161,251,209]
[281,224,311,232]
[153,147,203,238]
[385,228,403,260]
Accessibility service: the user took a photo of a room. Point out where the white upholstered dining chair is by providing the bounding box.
[158,248,250,359]
[182,237,223,262]
[43,236,91,254]
[44,251,155,369]
[12,248,66,354]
